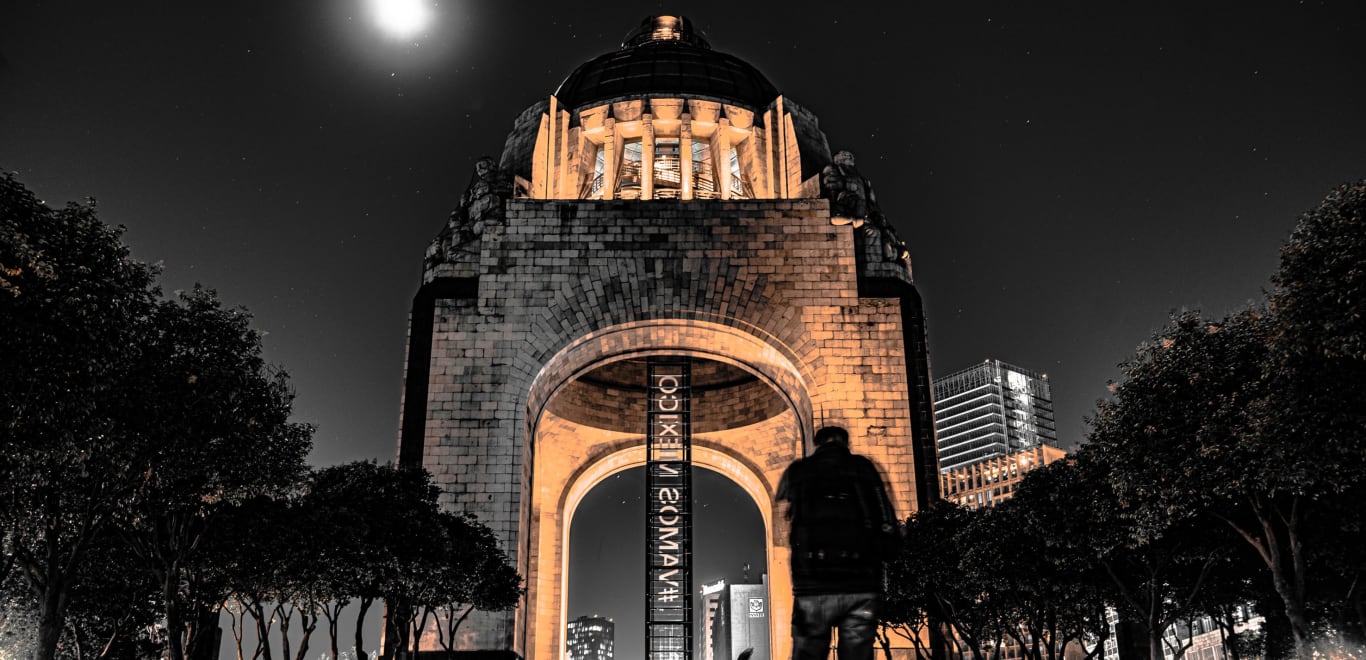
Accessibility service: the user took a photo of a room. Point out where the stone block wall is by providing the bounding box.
[398,198,935,659]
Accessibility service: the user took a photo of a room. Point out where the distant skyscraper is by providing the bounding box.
[933,359,1058,472]
[708,575,769,660]
[698,580,727,660]
[566,615,614,660]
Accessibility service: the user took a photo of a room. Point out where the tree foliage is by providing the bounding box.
[1076,180,1366,658]
[1,171,312,660]
[211,462,522,660]
[981,494,1109,660]
[420,511,522,655]
[117,286,313,660]
[885,468,1115,660]
[1,171,159,660]
[887,505,1013,660]
[57,531,162,660]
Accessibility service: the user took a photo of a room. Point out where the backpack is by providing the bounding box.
[789,460,884,566]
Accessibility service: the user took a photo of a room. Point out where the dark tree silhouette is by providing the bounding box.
[306,461,439,660]
[1,171,157,660]
[56,531,161,660]
[115,287,312,660]
[424,512,522,656]
[1,171,311,660]
[887,504,1007,660]
[1261,180,1366,653]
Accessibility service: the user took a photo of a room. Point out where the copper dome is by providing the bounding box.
[552,15,779,111]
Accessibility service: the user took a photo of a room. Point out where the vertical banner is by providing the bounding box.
[647,360,691,660]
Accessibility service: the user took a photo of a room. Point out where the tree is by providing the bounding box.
[880,515,936,660]
[1008,460,1115,659]
[114,286,312,660]
[2,171,314,660]
[1094,301,1366,658]
[888,504,1009,660]
[425,512,521,656]
[1272,180,1366,366]
[978,491,1109,660]
[1,171,158,660]
[288,491,363,660]
[1009,446,1224,660]
[306,461,441,660]
[55,530,161,660]
[213,496,306,660]
[1261,179,1366,652]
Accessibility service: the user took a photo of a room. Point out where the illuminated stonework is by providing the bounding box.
[397,15,940,660]
[512,16,798,203]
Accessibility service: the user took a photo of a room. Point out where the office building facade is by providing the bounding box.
[565,616,614,660]
[933,359,1058,472]
[939,444,1066,509]
[708,575,769,660]
[698,581,727,660]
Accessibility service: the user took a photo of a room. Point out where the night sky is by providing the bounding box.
[3,1,1364,657]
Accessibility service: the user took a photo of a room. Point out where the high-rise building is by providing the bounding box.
[708,575,770,660]
[932,359,1058,472]
[565,615,614,660]
[697,580,727,660]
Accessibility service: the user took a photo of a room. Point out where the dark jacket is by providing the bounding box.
[777,441,896,596]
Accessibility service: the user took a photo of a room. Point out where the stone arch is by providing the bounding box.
[402,197,938,658]
[522,318,812,660]
[558,445,777,660]
[525,317,816,443]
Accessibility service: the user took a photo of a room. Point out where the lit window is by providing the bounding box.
[728,148,749,198]
[653,139,682,198]
[618,140,644,199]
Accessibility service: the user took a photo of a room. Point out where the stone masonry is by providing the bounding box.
[395,14,939,660]
[398,197,939,660]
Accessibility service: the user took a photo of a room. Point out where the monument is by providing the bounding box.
[397,15,940,660]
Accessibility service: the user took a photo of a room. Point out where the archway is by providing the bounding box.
[568,466,768,660]
[523,323,814,660]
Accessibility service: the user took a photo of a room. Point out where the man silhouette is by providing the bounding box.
[777,426,897,660]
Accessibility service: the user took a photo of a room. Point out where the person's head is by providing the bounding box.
[814,426,849,447]
[832,150,857,168]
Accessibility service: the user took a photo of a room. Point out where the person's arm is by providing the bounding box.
[776,463,795,520]
[861,459,897,526]
[875,475,896,528]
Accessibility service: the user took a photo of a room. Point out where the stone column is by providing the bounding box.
[547,95,559,198]
[716,116,732,200]
[680,113,693,201]
[602,117,616,200]
[642,113,655,200]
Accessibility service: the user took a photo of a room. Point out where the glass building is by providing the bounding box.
[707,575,769,660]
[566,615,614,660]
[697,580,727,660]
[932,359,1058,472]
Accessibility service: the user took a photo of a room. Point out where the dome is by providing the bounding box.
[552,15,779,112]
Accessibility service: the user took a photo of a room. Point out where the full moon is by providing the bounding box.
[368,0,432,38]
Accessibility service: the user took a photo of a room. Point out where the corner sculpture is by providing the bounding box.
[820,150,910,266]
[426,156,512,272]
